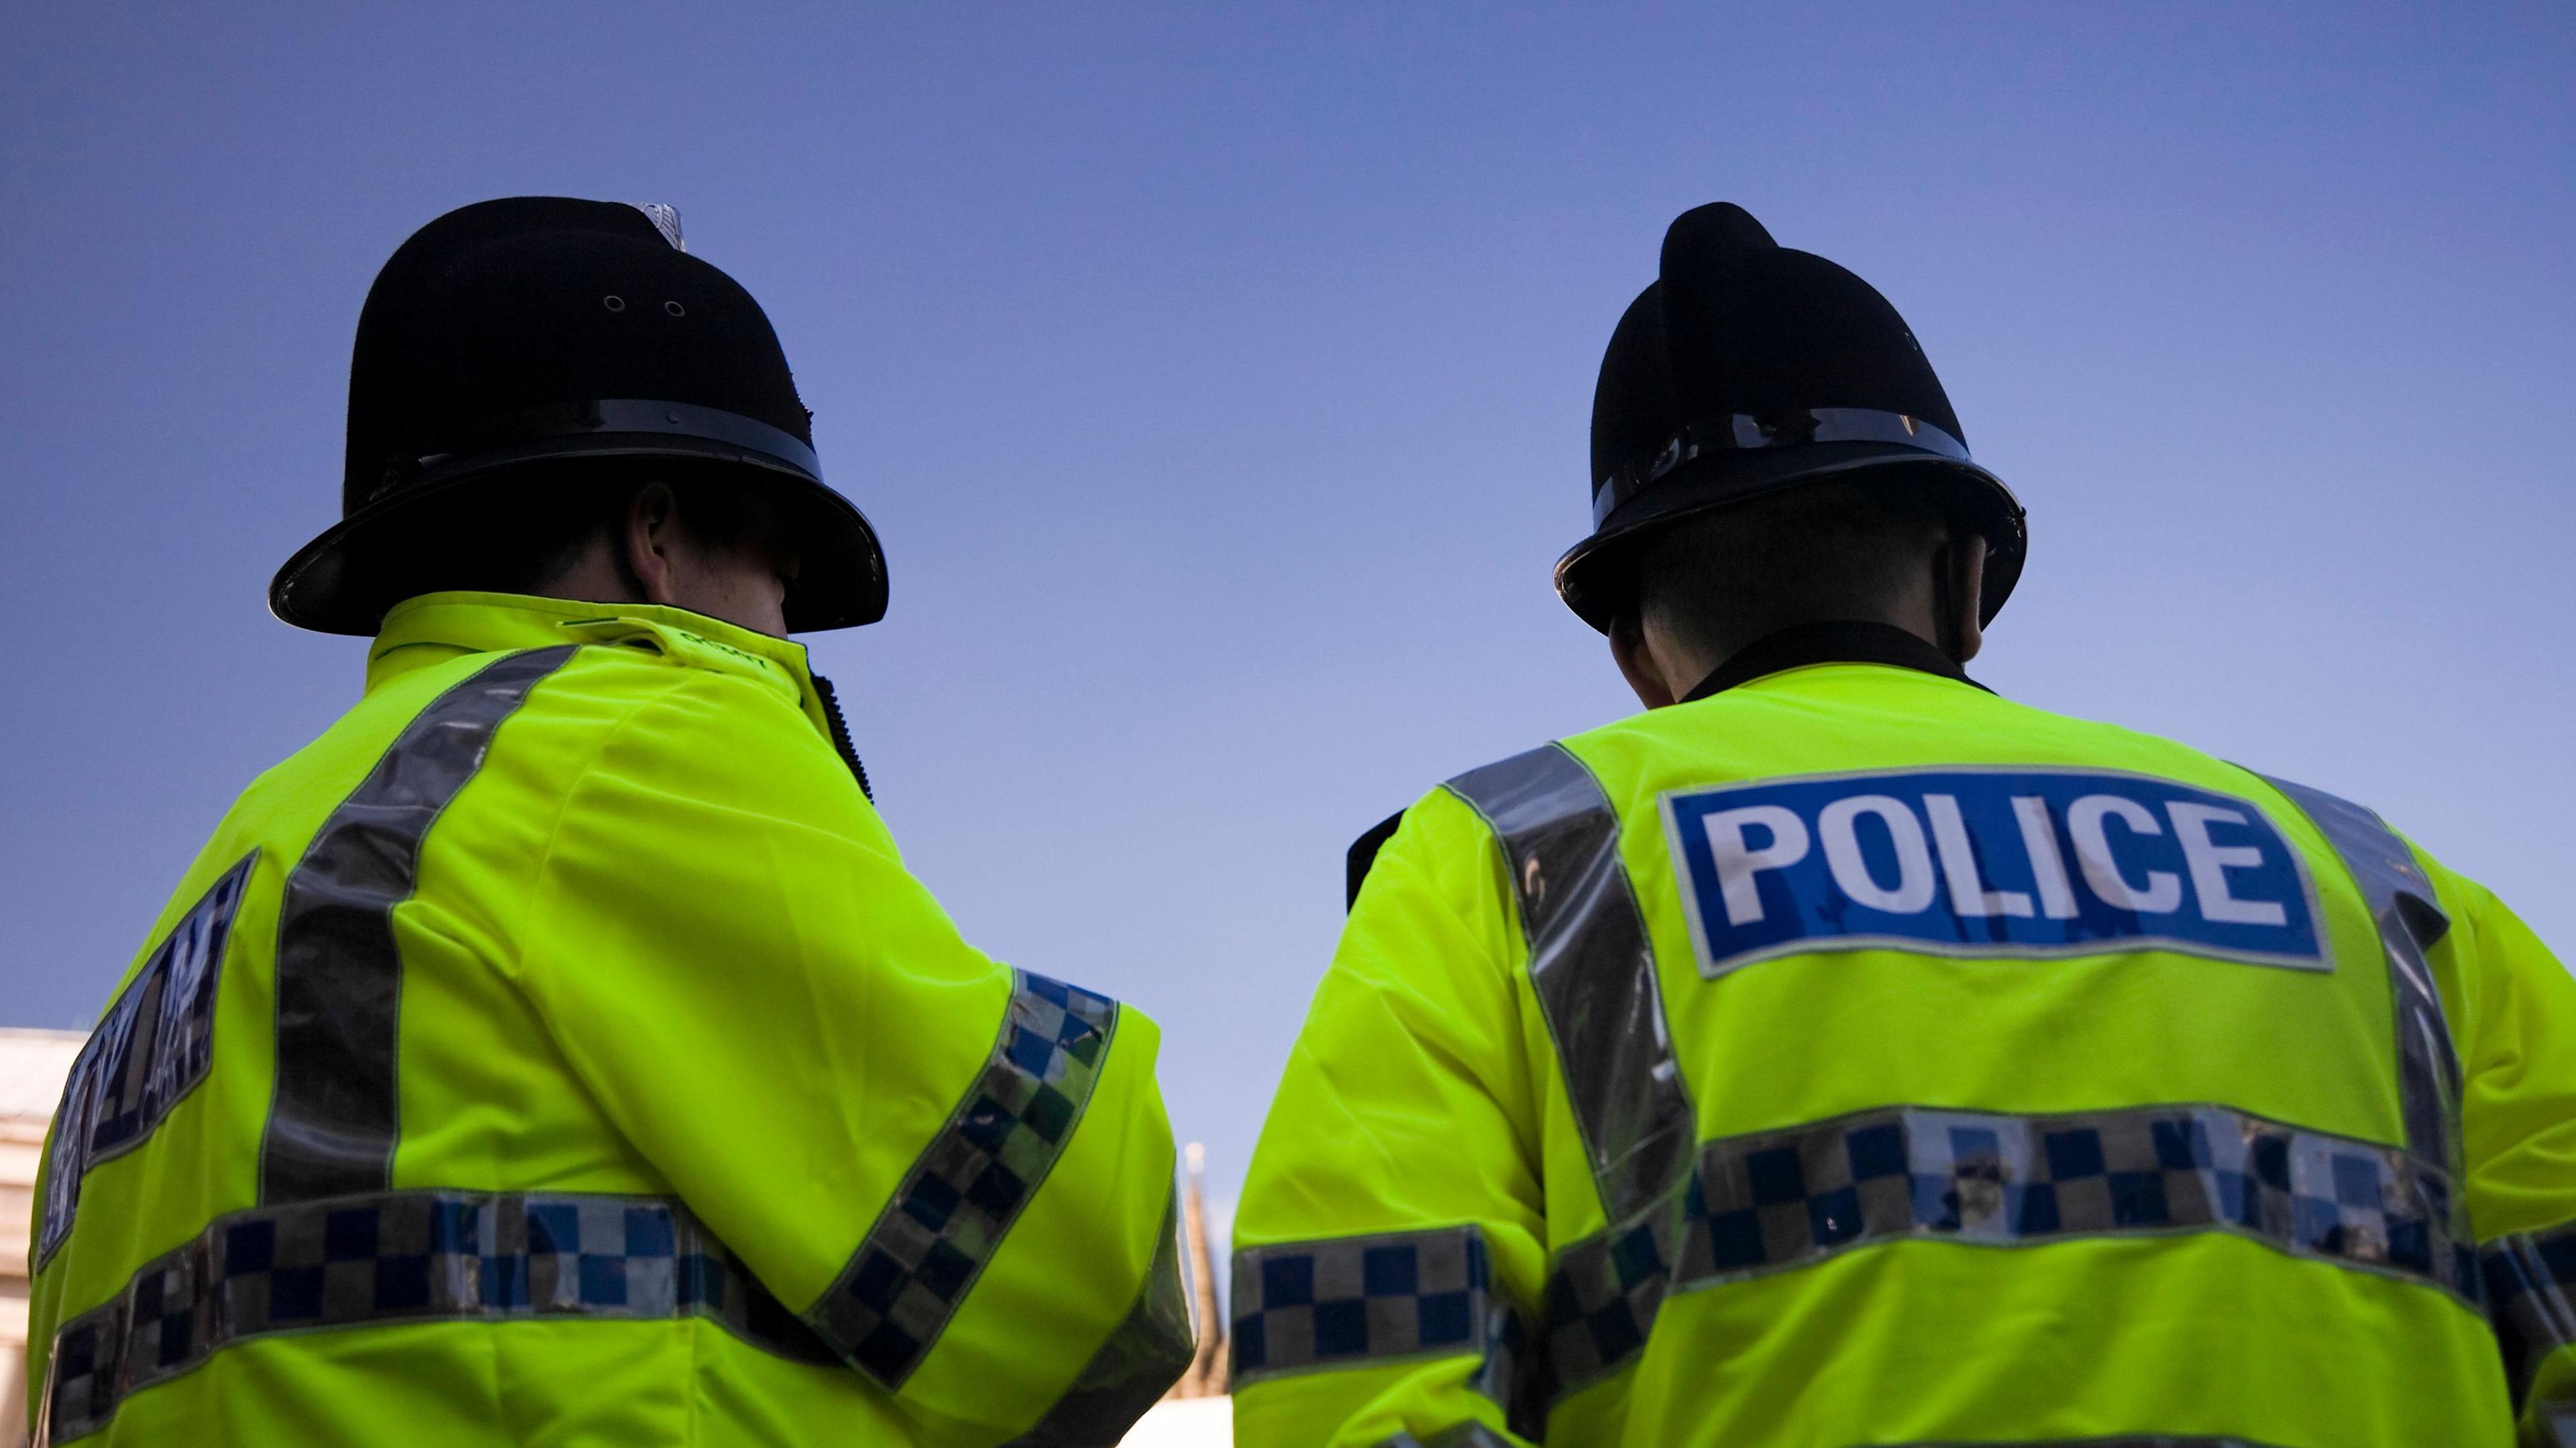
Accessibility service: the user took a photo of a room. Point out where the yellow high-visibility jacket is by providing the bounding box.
[1232,626,2576,1448]
[30,592,1190,1445]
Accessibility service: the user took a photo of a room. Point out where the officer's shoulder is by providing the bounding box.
[1343,757,1553,909]
[1992,695,2289,801]
[1343,691,1919,905]
[494,624,826,775]
[554,615,804,702]
[1344,808,1406,909]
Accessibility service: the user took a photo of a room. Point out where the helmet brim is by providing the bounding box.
[269,437,887,636]
[1553,443,2025,634]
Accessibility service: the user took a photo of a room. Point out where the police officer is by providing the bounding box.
[30,198,1191,1445]
[1228,203,2576,1446]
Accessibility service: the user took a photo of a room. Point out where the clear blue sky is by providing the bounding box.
[6,5,2571,1233]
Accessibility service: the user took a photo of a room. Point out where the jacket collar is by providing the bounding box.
[368,592,816,700]
[1680,619,1988,703]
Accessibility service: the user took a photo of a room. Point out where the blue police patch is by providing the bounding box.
[1659,769,2324,979]
[41,850,258,1267]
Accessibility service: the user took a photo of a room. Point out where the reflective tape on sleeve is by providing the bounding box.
[1538,1102,2478,1406]
[2485,1220,2576,1408]
[39,1188,832,1443]
[1444,744,1696,1225]
[1379,1424,1519,1448]
[806,970,1120,1388]
[2256,773,2466,1192]
[1002,1190,1194,1447]
[1230,1224,1526,1427]
[262,645,578,1204]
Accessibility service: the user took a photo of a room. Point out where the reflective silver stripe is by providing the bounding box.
[41,1186,831,1443]
[1445,744,1695,1225]
[2485,1220,2576,1407]
[260,645,578,1203]
[1381,1425,1519,1448]
[2257,775,2467,1187]
[1004,1190,1194,1447]
[1540,1101,2476,1405]
[1231,1225,1527,1431]
[808,969,1120,1387]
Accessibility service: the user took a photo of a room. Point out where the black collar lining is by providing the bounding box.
[1680,620,1988,703]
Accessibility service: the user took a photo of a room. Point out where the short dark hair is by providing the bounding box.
[1628,473,1953,663]
[376,459,781,604]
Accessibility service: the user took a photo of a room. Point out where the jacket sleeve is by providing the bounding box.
[514,670,1189,1446]
[1232,787,1548,1448]
[2438,866,2576,1445]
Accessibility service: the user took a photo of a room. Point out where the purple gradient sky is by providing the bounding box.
[6,5,2571,1221]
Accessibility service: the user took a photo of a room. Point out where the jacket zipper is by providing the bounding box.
[808,673,874,803]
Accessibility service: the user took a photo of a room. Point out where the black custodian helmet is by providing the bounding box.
[1556,202,2025,632]
[270,197,886,634]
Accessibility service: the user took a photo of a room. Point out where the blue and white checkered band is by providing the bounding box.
[38,1189,831,1443]
[1591,408,1973,527]
[1232,1226,1530,1435]
[808,970,1120,1388]
[42,851,259,1268]
[1661,769,2327,981]
[2484,1220,2576,1413]
[1533,1102,2480,1405]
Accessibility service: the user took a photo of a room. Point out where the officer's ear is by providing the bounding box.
[1935,533,1987,665]
[623,482,687,606]
[1611,610,1682,710]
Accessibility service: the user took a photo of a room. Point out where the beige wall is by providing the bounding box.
[0,1114,42,1443]
[0,1031,85,1448]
